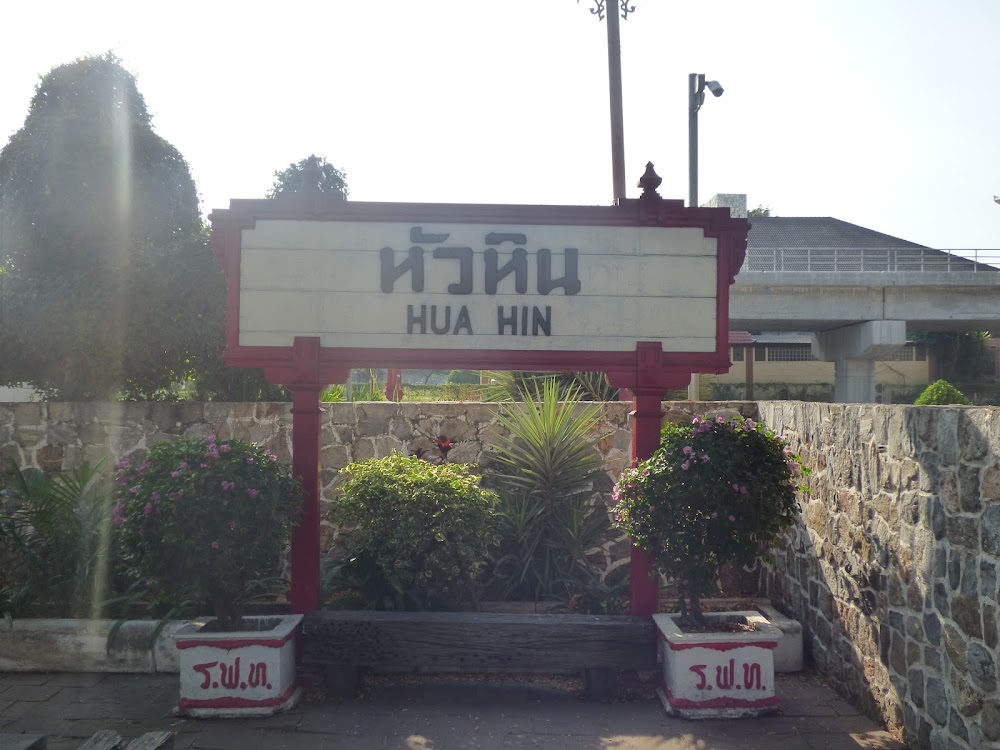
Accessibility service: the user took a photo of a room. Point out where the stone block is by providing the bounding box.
[983,699,1000,742]
[983,504,1000,556]
[959,464,981,512]
[948,709,969,741]
[946,515,979,550]
[907,667,924,707]
[951,594,982,639]
[968,642,997,692]
[925,676,948,726]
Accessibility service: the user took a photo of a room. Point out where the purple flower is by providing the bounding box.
[207,435,216,444]
[711,511,718,519]
[113,516,126,526]
[116,459,131,470]
[268,453,278,462]
[700,454,710,463]
[221,480,235,490]
[179,462,189,469]
[128,486,139,494]
[682,446,694,456]
[246,457,254,464]
[220,444,231,453]
[681,461,690,470]
[170,471,181,478]
[143,503,153,516]
[728,515,736,522]
[246,488,259,498]
[211,541,220,550]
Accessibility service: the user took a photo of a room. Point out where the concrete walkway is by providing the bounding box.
[0,671,906,750]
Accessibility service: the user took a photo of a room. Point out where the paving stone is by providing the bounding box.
[0,686,62,703]
[44,674,107,688]
[0,734,46,750]
[0,676,52,689]
[189,725,266,750]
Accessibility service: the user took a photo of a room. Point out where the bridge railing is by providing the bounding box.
[744,247,1000,273]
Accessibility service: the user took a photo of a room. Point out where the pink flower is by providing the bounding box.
[229,521,237,530]
[116,459,131,470]
[700,454,710,463]
[179,462,189,469]
[113,516,126,526]
[682,446,694,456]
[728,515,736,522]
[170,471,181,478]
[211,541,220,550]
[221,480,235,490]
[246,488,259,498]
[128,486,139,494]
[246,457,254,464]
[150,493,160,501]
[711,511,718,519]
[681,461,690,470]
[207,435,216,444]
[220,444,231,453]
[732,483,741,492]
[200,463,209,468]
[143,503,153,516]
[268,453,278,462]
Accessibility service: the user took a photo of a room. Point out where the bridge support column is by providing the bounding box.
[812,320,907,403]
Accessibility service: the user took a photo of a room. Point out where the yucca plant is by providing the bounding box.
[486,378,613,602]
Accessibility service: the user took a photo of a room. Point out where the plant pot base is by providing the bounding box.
[656,685,779,719]
[175,684,302,719]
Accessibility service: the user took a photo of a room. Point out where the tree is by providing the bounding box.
[748,204,771,217]
[0,54,219,399]
[267,155,348,199]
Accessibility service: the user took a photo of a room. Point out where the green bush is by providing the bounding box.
[333,453,499,610]
[0,461,115,619]
[915,379,972,405]
[447,370,481,385]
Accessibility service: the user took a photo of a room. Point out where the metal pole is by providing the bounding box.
[606,4,626,203]
[688,73,702,208]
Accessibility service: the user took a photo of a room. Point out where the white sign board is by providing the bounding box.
[238,220,717,353]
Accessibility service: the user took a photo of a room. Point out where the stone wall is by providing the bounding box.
[759,402,999,750]
[0,399,758,580]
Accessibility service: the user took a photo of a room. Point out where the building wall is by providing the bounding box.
[759,401,999,750]
[717,344,931,387]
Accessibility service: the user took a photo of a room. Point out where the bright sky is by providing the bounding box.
[2,0,999,252]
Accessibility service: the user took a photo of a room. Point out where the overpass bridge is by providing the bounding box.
[726,217,1000,402]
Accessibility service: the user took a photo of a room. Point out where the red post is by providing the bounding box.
[629,386,664,616]
[290,384,323,614]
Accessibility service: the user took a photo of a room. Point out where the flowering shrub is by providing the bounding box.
[612,415,807,623]
[113,436,302,630]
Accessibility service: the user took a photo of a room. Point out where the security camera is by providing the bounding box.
[705,80,724,97]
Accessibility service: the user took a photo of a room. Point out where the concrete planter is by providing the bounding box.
[175,614,302,718]
[653,611,781,719]
[0,619,189,673]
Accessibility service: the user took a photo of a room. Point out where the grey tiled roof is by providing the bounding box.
[746,217,927,250]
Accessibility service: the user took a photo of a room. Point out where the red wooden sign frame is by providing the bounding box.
[210,171,749,617]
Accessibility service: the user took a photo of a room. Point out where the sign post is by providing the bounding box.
[211,164,748,617]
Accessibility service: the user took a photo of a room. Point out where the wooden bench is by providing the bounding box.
[301,610,657,700]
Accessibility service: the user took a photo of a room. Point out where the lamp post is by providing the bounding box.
[583,0,636,203]
[687,73,723,400]
[687,73,724,209]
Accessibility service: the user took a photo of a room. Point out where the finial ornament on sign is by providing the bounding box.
[638,162,662,198]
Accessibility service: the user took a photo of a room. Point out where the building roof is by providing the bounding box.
[746,217,927,250]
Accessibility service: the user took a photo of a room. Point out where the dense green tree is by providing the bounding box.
[267,155,348,199]
[0,54,219,399]
[747,204,771,217]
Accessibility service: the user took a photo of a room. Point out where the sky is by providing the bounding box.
[2,0,999,254]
